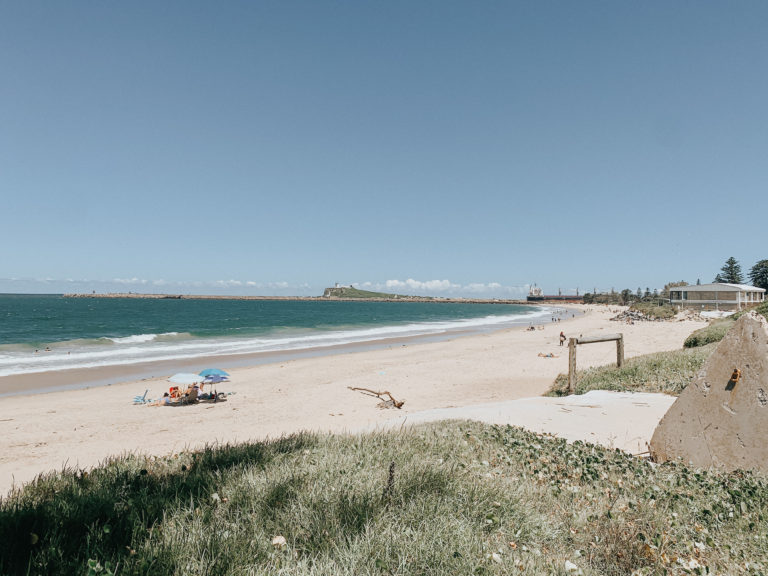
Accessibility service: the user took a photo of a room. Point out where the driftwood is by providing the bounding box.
[348,387,405,409]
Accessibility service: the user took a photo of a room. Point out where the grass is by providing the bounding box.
[683,319,736,349]
[683,302,768,349]
[546,344,716,397]
[2,422,767,575]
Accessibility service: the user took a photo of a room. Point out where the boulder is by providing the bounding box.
[650,311,768,472]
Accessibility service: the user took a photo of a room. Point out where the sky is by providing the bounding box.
[2,1,767,298]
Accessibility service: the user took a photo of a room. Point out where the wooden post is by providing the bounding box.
[567,333,625,394]
[568,337,577,394]
[617,334,624,368]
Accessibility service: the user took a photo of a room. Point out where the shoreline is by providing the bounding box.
[0,304,561,398]
[0,305,704,496]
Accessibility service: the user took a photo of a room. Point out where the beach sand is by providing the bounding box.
[1,305,703,496]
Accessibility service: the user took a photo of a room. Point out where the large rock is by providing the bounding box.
[650,311,768,472]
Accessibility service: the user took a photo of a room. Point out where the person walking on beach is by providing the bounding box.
[559,331,566,346]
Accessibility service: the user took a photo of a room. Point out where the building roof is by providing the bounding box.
[673,283,765,293]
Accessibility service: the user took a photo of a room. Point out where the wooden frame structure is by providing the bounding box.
[568,333,624,393]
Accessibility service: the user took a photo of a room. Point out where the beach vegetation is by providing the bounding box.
[547,344,716,397]
[628,301,676,320]
[682,302,767,348]
[2,421,767,575]
[683,319,737,348]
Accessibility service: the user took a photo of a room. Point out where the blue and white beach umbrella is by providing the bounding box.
[199,368,230,377]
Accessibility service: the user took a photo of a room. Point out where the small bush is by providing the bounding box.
[630,301,676,320]
[683,318,735,348]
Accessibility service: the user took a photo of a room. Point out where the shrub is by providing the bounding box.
[683,318,735,348]
[629,301,676,320]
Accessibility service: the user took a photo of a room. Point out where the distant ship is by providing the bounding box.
[526,284,583,303]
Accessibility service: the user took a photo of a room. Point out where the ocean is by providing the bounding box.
[0,294,549,379]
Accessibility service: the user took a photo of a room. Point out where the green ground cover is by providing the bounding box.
[547,344,716,397]
[2,423,766,575]
[683,320,736,349]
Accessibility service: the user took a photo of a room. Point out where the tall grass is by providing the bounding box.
[546,344,716,397]
[2,422,766,575]
[683,319,736,348]
[684,302,768,349]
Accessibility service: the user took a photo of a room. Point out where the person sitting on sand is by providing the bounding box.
[152,392,174,406]
[538,352,559,358]
[185,384,200,403]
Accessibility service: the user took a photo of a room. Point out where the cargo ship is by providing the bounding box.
[526,285,583,303]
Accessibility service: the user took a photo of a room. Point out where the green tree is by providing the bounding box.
[715,257,744,284]
[749,259,768,290]
[620,288,632,305]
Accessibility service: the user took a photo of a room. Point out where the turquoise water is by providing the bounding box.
[0,294,547,377]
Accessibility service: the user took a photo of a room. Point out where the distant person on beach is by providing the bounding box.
[559,331,566,346]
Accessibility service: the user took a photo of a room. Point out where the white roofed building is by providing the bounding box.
[668,283,765,311]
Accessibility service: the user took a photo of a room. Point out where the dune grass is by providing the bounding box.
[2,422,767,575]
[683,302,768,349]
[683,319,736,349]
[546,344,717,397]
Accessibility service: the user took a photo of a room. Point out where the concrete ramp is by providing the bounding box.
[650,311,768,472]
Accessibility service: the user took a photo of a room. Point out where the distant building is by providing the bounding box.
[526,284,583,303]
[669,283,765,311]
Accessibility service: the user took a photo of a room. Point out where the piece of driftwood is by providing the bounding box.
[348,387,405,409]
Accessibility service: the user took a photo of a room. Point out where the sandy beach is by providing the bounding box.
[1,305,703,497]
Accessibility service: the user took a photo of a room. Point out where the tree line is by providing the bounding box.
[713,256,768,290]
[582,257,768,306]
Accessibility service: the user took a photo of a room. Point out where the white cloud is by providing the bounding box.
[358,278,528,298]
[385,278,460,292]
[213,279,243,287]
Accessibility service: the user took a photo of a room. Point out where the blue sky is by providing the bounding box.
[2,1,767,297]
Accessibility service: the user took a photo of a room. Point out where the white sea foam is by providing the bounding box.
[0,308,554,377]
[106,334,158,344]
[106,332,179,344]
